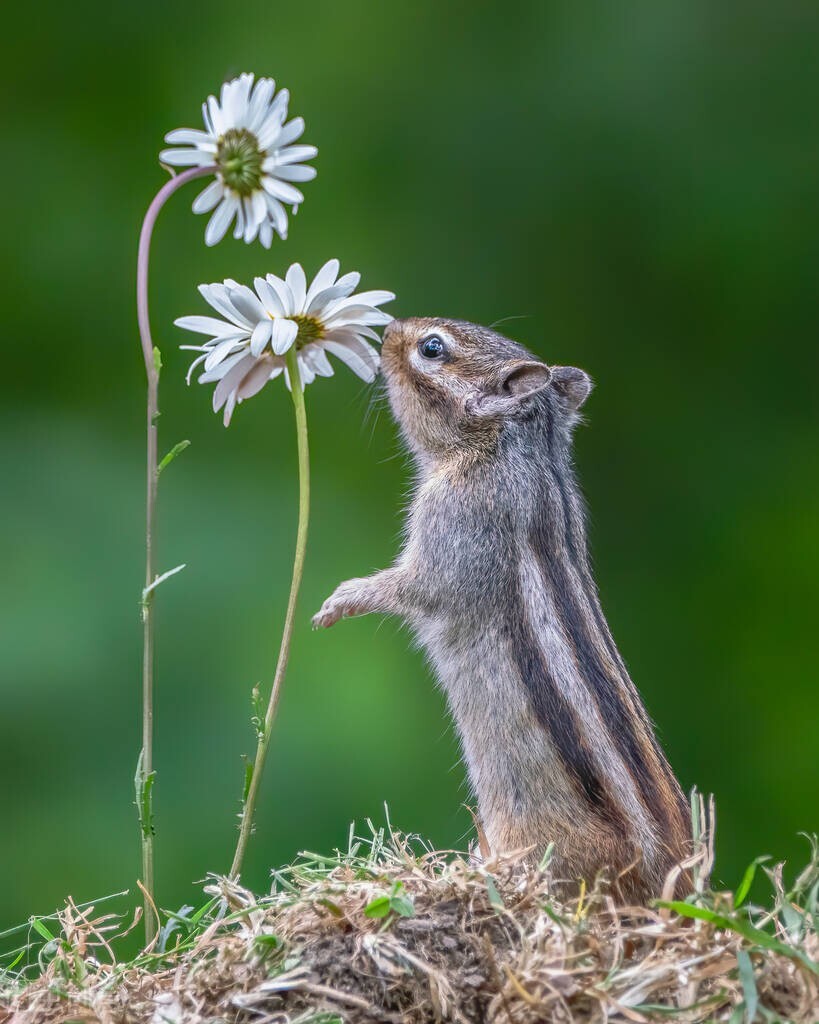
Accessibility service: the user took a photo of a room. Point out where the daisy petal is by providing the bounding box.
[334,271,361,295]
[304,259,340,308]
[272,144,318,166]
[254,277,285,317]
[275,117,305,148]
[270,318,299,355]
[248,78,276,132]
[185,351,209,384]
[233,202,246,240]
[204,336,245,372]
[322,341,377,382]
[262,177,304,206]
[339,290,396,309]
[239,197,254,243]
[297,356,316,386]
[251,189,267,230]
[285,264,307,313]
[350,324,385,344]
[222,391,238,426]
[275,164,317,182]
[250,319,273,356]
[207,94,225,136]
[173,315,241,337]
[237,357,276,400]
[164,128,216,147]
[214,353,255,412]
[198,283,253,328]
[306,283,360,316]
[265,273,294,315]
[198,349,248,384]
[201,100,214,135]
[263,194,289,237]
[325,306,394,328]
[257,117,284,151]
[159,148,211,167]
[226,284,267,323]
[268,88,290,124]
[192,179,224,214]
[301,344,334,378]
[205,196,238,246]
[328,329,383,371]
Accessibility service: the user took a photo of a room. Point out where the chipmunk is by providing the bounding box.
[313,317,690,899]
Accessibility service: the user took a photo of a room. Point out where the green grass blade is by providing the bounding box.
[657,901,819,975]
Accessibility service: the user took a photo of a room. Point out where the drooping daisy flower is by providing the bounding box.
[176,260,395,425]
[159,73,316,248]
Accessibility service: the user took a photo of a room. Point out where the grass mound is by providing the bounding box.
[2,803,817,1023]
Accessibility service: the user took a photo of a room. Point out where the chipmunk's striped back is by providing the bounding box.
[503,401,690,892]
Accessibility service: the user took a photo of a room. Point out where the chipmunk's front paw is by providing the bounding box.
[311,579,367,629]
[312,597,343,629]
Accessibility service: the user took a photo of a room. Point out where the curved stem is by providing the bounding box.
[136,165,214,946]
[230,348,310,879]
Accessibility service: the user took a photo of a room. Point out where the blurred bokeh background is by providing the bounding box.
[1,1,817,933]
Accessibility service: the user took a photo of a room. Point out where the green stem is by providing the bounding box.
[136,165,214,947]
[230,348,310,878]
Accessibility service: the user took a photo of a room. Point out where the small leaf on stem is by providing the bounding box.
[158,440,191,475]
[135,749,156,839]
[251,684,265,741]
[142,564,187,606]
[241,756,254,806]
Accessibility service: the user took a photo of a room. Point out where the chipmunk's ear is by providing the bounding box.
[467,360,552,417]
[550,366,593,411]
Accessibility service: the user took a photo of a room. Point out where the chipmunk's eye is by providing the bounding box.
[419,334,445,359]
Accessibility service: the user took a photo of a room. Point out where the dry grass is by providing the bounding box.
[2,800,817,1024]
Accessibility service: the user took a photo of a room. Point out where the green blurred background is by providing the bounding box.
[1,1,817,931]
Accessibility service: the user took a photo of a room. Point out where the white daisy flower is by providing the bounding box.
[159,72,317,248]
[176,260,395,425]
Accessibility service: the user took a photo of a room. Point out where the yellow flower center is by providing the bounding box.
[292,315,325,348]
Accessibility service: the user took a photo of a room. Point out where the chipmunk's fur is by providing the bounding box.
[314,317,690,899]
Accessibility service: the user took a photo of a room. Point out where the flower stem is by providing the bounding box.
[136,164,214,946]
[230,348,310,879]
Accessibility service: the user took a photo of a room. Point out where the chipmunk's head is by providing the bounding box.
[381,317,592,459]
